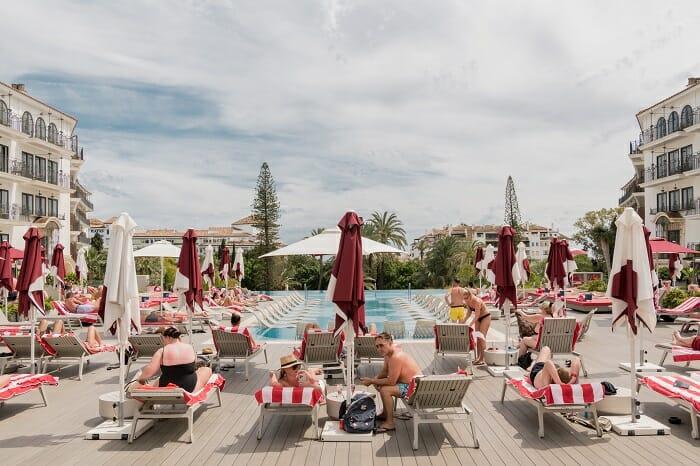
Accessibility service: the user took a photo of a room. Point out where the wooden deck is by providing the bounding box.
[0,313,698,465]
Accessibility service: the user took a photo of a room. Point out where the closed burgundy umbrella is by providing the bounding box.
[50,243,66,286]
[219,246,231,287]
[667,253,682,284]
[0,241,14,318]
[17,228,45,374]
[174,229,203,339]
[493,226,521,371]
[545,238,566,289]
[559,239,577,286]
[327,211,366,403]
[474,246,485,290]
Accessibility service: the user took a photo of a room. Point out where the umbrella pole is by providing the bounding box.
[117,317,125,427]
[30,307,36,375]
[346,320,354,404]
[160,256,164,312]
[317,255,323,291]
[629,324,638,424]
[504,301,511,370]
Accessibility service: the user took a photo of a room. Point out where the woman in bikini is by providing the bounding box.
[516,301,554,356]
[463,289,490,365]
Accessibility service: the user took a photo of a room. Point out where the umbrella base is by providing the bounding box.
[321,421,373,442]
[618,362,664,373]
[85,419,154,440]
[486,365,523,377]
[608,414,669,436]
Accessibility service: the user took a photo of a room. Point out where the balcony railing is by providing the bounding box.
[0,203,19,220]
[630,108,700,149]
[680,198,700,216]
[619,176,643,204]
[643,153,700,182]
[70,180,94,210]
[1,110,84,159]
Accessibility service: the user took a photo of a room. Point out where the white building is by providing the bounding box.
[621,77,700,249]
[0,82,89,257]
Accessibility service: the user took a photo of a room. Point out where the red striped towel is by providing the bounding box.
[641,374,700,411]
[0,326,29,334]
[508,377,604,406]
[0,373,59,400]
[254,386,324,407]
[671,345,700,362]
[215,325,259,351]
[133,374,225,406]
[3,332,57,356]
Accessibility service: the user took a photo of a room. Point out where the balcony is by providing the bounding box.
[680,198,700,216]
[643,153,700,183]
[1,109,84,160]
[70,179,94,211]
[0,203,18,220]
[630,109,700,150]
[619,176,643,205]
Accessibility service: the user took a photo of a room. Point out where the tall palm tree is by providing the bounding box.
[415,238,429,262]
[425,236,466,288]
[365,211,407,289]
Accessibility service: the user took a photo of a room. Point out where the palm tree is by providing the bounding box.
[415,238,429,262]
[309,227,324,237]
[365,211,407,289]
[425,236,466,288]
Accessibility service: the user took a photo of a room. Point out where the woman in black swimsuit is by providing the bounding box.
[463,289,490,365]
[135,327,212,393]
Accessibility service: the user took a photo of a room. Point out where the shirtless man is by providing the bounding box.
[445,278,467,323]
[463,289,490,365]
[360,332,422,433]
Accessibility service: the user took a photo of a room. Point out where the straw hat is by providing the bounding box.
[279,354,301,369]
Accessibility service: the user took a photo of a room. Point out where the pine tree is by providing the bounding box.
[252,162,281,290]
[504,176,523,239]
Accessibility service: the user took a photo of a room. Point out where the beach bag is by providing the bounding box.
[601,381,617,395]
[517,351,532,370]
[339,394,376,434]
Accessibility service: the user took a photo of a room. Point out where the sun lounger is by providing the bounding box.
[383,321,406,339]
[126,334,164,376]
[531,317,587,376]
[576,309,596,342]
[293,330,344,371]
[51,300,102,327]
[128,373,225,443]
[354,335,383,366]
[413,319,436,338]
[655,343,700,367]
[212,326,267,380]
[42,334,116,380]
[0,373,58,408]
[295,322,315,340]
[0,333,54,374]
[403,374,479,450]
[657,297,700,317]
[254,383,325,440]
[638,373,699,439]
[432,324,474,374]
[500,369,604,438]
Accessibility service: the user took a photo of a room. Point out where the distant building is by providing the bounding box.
[620,77,700,250]
[411,223,568,261]
[88,216,116,249]
[0,81,89,258]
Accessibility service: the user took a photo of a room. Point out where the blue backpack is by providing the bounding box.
[339,393,376,433]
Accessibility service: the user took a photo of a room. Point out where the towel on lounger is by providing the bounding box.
[132,374,225,406]
[641,374,700,411]
[0,373,58,400]
[254,385,324,407]
[671,345,700,363]
[508,377,604,406]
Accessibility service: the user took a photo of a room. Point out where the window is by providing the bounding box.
[34,156,46,182]
[35,117,46,140]
[656,192,667,212]
[0,100,8,126]
[47,123,58,144]
[21,152,33,178]
[0,189,8,218]
[669,189,680,211]
[681,105,694,128]
[0,144,7,173]
[668,111,679,133]
[656,117,667,139]
[0,234,7,243]
[669,149,680,175]
[682,187,694,210]
[21,193,34,215]
[48,198,58,217]
[668,230,680,244]
[681,145,694,170]
[47,160,58,185]
[35,195,46,216]
[21,112,33,136]
[656,153,667,178]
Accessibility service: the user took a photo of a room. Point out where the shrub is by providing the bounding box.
[661,288,688,309]
[580,279,607,292]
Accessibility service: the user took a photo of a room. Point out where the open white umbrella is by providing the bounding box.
[483,244,496,285]
[76,246,88,287]
[134,240,181,294]
[233,248,245,282]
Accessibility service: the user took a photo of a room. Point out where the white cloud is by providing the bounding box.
[3,0,700,244]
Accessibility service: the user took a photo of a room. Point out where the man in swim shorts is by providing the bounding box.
[445,278,467,322]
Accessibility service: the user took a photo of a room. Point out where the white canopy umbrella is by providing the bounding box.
[201,245,215,288]
[259,227,404,289]
[76,246,88,287]
[133,240,181,293]
[233,247,245,281]
[483,244,496,285]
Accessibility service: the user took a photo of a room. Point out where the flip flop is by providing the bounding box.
[375,426,396,433]
[395,413,413,421]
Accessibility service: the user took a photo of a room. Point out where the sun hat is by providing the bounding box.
[279,354,301,369]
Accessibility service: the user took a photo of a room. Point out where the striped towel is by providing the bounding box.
[133,374,225,406]
[641,374,700,411]
[216,325,259,350]
[671,345,700,363]
[0,327,30,335]
[0,373,59,401]
[254,386,324,407]
[508,377,605,406]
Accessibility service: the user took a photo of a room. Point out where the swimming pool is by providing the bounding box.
[249,289,445,341]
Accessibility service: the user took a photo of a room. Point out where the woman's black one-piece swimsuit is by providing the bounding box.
[159,362,197,392]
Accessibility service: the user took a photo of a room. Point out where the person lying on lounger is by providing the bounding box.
[528,345,580,389]
[671,331,700,351]
[133,326,212,393]
[359,332,422,433]
[516,301,555,356]
[63,291,98,314]
[268,354,323,389]
[37,319,104,350]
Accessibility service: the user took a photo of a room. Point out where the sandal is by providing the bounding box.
[375,426,396,433]
[395,413,413,421]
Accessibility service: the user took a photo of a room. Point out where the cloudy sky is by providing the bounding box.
[3,1,700,245]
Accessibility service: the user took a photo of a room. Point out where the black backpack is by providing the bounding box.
[339,394,376,433]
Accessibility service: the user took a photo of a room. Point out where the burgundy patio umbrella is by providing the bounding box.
[474,246,485,290]
[50,243,66,287]
[17,228,45,374]
[0,241,15,318]
[327,211,366,402]
[545,238,566,289]
[201,245,215,289]
[219,246,231,286]
[493,226,521,371]
[667,253,682,284]
[648,237,697,254]
[174,229,203,339]
[558,239,578,286]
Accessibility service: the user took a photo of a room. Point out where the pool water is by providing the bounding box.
[250,289,445,341]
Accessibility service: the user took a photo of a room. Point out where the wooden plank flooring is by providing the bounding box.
[0,312,698,465]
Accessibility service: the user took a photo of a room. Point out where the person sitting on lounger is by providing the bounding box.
[528,345,580,389]
[37,319,104,349]
[359,332,422,433]
[671,331,700,351]
[134,326,212,393]
[268,354,323,389]
[516,301,555,356]
[463,288,490,365]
